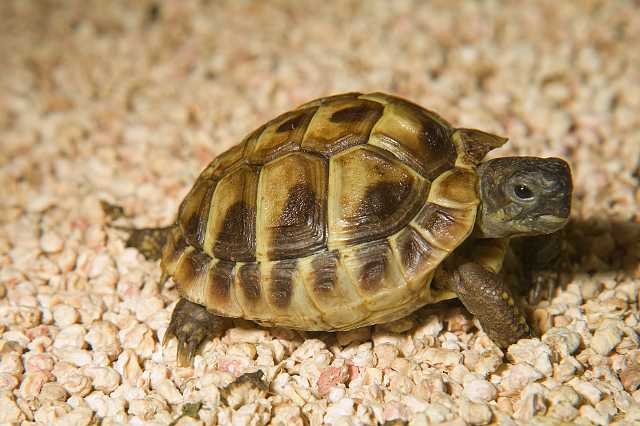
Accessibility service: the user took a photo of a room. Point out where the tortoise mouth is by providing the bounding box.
[532,214,570,234]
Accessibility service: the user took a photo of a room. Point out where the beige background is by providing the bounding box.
[1,1,638,425]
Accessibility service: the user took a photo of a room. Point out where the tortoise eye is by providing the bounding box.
[513,184,534,200]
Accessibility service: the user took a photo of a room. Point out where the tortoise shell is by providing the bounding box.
[161,92,506,330]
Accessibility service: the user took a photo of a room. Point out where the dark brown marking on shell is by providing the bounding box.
[276,113,307,133]
[214,201,256,262]
[238,263,261,301]
[270,183,325,259]
[175,249,211,288]
[311,250,339,294]
[329,105,376,123]
[413,203,468,250]
[208,260,235,301]
[395,226,435,278]
[356,240,391,293]
[270,260,296,309]
[301,100,383,157]
[179,178,216,250]
[370,98,456,180]
[247,107,318,164]
[415,113,456,179]
[355,180,411,226]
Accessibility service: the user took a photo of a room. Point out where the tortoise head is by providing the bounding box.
[476,157,573,238]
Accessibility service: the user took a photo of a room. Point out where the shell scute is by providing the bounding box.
[327,145,429,248]
[204,164,259,262]
[368,99,456,179]
[256,152,327,261]
[301,98,383,156]
[246,107,317,164]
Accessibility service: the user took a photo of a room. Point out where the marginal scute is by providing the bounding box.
[412,202,476,251]
[390,225,447,289]
[246,107,317,164]
[341,239,409,310]
[201,139,248,179]
[452,128,507,167]
[177,176,216,249]
[174,248,210,305]
[256,152,327,261]
[301,98,383,156]
[204,164,259,262]
[368,99,456,179]
[428,167,479,208]
[161,227,188,277]
[328,145,429,247]
[206,260,242,317]
[237,263,261,301]
[268,259,297,309]
[234,262,273,323]
[298,251,368,329]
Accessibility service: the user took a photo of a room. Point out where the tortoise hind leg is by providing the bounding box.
[123,225,174,261]
[164,298,233,367]
[100,199,173,261]
[438,262,530,348]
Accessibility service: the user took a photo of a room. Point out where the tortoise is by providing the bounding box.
[116,92,572,366]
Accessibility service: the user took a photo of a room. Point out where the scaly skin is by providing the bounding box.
[439,262,531,347]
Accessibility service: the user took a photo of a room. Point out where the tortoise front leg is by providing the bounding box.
[510,232,568,304]
[439,262,530,348]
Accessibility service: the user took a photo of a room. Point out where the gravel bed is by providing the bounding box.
[0,1,639,425]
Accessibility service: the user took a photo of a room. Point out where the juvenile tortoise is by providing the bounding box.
[116,92,572,366]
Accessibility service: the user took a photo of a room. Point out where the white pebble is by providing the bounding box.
[542,327,582,357]
[156,380,183,405]
[83,367,121,393]
[464,379,497,403]
[52,304,80,327]
[40,232,64,253]
[459,399,492,425]
[568,378,602,405]
[591,325,623,355]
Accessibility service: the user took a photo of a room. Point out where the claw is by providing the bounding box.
[163,298,231,367]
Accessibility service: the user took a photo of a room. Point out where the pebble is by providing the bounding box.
[548,385,581,407]
[568,378,603,405]
[83,367,121,393]
[620,364,640,392]
[463,379,497,403]
[507,339,553,376]
[500,364,544,394]
[458,399,492,425]
[0,394,24,423]
[40,232,65,253]
[155,380,183,405]
[542,327,582,357]
[591,324,623,355]
[39,383,69,402]
[547,401,579,422]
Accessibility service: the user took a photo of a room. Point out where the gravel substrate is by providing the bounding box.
[1,1,639,425]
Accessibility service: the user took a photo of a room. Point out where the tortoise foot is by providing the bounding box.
[123,226,174,261]
[163,298,232,367]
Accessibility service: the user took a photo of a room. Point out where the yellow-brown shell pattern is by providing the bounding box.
[165,92,485,330]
